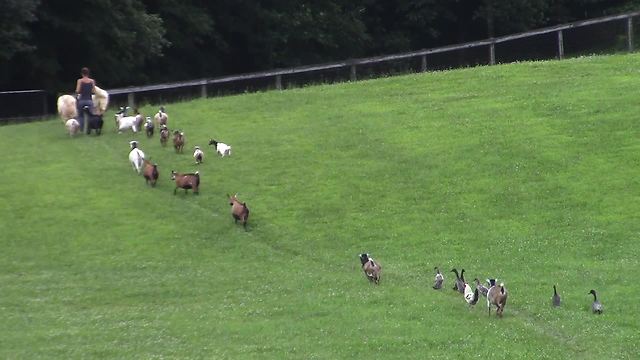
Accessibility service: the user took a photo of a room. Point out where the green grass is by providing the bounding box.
[2,53,639,359]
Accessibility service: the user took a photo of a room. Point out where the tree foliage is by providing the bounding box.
[0,0,637,93]
[0,0,40,60]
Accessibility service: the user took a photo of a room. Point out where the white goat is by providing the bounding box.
[57,94,77,121]
[128,141,146,174]
[65,118,80,136]
[209,139,232,157]
[116,110,143,133]
[92,86,109,115]
[154,106,168,126]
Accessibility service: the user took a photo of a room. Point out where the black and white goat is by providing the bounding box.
[209,139,232,157]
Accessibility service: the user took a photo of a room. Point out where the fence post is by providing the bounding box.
[201,84,207,98]
[350,64,357,81]
[42,91,48,118]
[557,30,564,59]
[127,92,135,109]
[628,16,634,52]
[489,42,496,65]
[421,55,427,72]
[275,75,282,90]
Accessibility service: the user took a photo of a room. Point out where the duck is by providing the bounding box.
[433,267,444,290]
[552,285,561,307]
[474,278,489,297]
[588,289,603,314]
[450,268,465,293]
[464,283,479,307]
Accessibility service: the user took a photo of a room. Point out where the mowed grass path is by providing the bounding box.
[1,54,639,359]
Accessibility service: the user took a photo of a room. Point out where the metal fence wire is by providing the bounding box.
[2,11,639,122]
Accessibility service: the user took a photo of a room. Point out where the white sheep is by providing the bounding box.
[57,94,77,121]
[65,118,80,136]
[128,141,145,174]
[154,106,168,126]
[92,86,109,115]
[208,139,232,157]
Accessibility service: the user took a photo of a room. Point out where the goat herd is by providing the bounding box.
[59,101,250,230]
[358,253,605,317]
[58,96,604,318]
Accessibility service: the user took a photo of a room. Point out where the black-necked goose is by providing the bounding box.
[588,289,603,314]
[433,267,444,290]
[450,268,465,293]
[474,278,489,297]
[552,285,561,307]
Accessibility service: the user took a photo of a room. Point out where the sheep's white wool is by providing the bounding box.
[57,95,77,121]
[92,86,109,115]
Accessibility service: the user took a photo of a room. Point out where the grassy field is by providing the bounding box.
[1,53,639,359]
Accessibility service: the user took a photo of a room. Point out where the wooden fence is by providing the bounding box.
[2,10,639,121]
[107,10,640,109]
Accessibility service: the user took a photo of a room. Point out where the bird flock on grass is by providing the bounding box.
[358,255,604,316]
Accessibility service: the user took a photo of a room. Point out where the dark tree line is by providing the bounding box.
[0,0,637,94]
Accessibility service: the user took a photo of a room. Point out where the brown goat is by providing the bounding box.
[359,253,381,284]
[159,125,169,146]
[171,170,199,195]
[487,280,508,317]
[173,130,185,153]
[228,193,250,229]
[143,160,159,187]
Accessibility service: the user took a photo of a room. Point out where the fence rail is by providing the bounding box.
[106,10,640,108]
[3,10,640,121]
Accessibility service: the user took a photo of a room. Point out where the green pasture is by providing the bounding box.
[1,53,639,359]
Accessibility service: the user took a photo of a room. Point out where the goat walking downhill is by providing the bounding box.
[159,125,169,146]
[209,139,232,157]
[128,141,145,175]
[173,131,185,153]
[171,171,199,195]
[193,146,204,164]
[154,106,168,126]
[228,193,250,229]
[359,253,381,284]
[143,159,159,187]
[487,279,508,317]
[115,107,143,133]
[144,117,154,137]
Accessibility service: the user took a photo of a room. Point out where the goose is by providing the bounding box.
[474,278,489,297]
[450,269,465,293]
[433,267,444,290]
[464,283,479,307]
[552,285,561,307]
[588,289,603,314]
